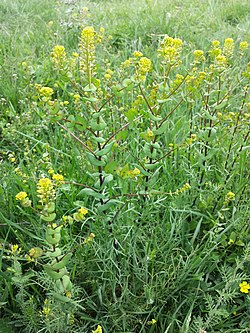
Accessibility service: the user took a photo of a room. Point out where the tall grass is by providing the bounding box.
[0,1,250,332]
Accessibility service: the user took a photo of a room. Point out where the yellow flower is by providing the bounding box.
[29,247,43,258]
[39,87,54,101]
[158,35,183,66]
[37,178,55,204]
[40,299,51,317]
[11,244,21,255]
[209,40,222,58]
[78,207,88,215]
[174,183,191,195]
[224,191,235,204]
[69,313,75,325]
[38,178,52,187]
[51,45,67,67]
[8,153,16,163]
[129,167,140,177]
[84,233,95,244]
[79,26,97,83]
[147,130,154,139]
[15,191,27,201]
[187,133,197,145]
[227,191,235,199]
[133,50,143,57]
[212,40,220,48]
[92,325,102,333]
[147,318,157,325]
[80,26,95,48]
[73,94,80,100]
[170,73,185,90]
[16,191,32,207]
[135,57,152,82]
[180,183,191,192]
[214,54,227,70]
[193,49,205,63]
[66,291,72,298]
[52,174,64,183]
[239,41,248,51]
[223,38,234,58]
[73,207,88,222]
[104,73,111,80]
[121,59,132,68]
[40,87,53,97]
[239,281,250,293]
[22,61,27,69]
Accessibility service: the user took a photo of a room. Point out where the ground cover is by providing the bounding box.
[0,1,250,332]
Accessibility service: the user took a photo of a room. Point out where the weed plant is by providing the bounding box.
[0,1,250,333]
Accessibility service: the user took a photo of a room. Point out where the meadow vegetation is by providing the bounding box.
[0,0,250,332]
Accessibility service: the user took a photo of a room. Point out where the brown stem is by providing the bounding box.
[56,122,97,157]
[159,93,190,128]
[103,115,142,148]
[139,84,155,116]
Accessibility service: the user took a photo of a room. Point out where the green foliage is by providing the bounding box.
[0,1,250,333]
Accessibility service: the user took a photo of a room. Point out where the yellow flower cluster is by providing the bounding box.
[147,318,157,325]
[73,94,81,103]
[11,244,22,255]
[116,165,141,179]
[146,129,154,140]
[121,58,133,69]
[193,49,206,64]
[29,247,43,259]
[239,281,250,293]
[209,38,239,71]
[62,215,74,225]
[15,191,27,201]
[239,41,248,52]
[134,56,152,83]
[224,191,235,205]
[52,173,65,183]
[174,183,191,195]
[215,54,227,68]
[133,50,143,58]
[92,325,102,333]
[104,68,113,80]
[15,167,28,181]
[8,152,16,163]
[84,232,95,244]
[209,40,222,58]
[170,73,185,91]
[121,51,151,82]
[15,191,31,207]
[187,134,197,145]
[148,85,158,104]
[39,87,54,102]
[223,38,234,58]
[97,27,105,44]
[128,167,141,177]
[185,71,207,92]
[51,45,67,68]
[37,178,55,204]
[73,207,88,222]
[158,35,183,67]
[79,26,96,83]
[40,299,51,317]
